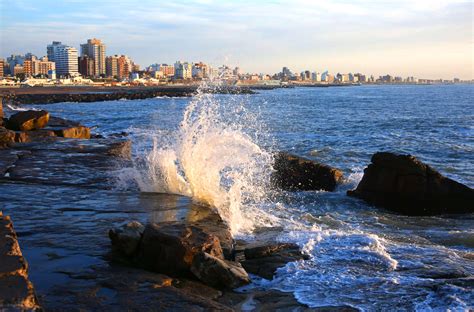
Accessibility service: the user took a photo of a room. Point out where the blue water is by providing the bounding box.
[8,84,474,311]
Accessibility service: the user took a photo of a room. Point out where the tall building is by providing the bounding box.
[78,56,95,77]
[106,55,119,78]
[174,61,192,79]
[80,38,106,77]
[46,42,78,77]
[0,59,4,77]
[47,42,62,61]
[117,55,132,79]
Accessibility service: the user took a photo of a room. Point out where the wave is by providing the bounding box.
[118,80,277,234]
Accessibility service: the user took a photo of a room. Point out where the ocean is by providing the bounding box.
[3,84,473,310]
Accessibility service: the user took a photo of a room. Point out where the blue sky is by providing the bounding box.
[1,0,472,78]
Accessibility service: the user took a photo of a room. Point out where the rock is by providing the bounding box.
[240,242,308,280]
[45,116,91,139]
[52,126,91,139]
[47,116,81,127]
[272,152,343,191]
[14,129,57,143]
[136,223,224,276]
[6,110,49,131]
[105,140,132,159]
[190,252,250,289]
[0,127,16,148]
[109,221,145,257]
[0,213,40,310]
[348,152,474,215]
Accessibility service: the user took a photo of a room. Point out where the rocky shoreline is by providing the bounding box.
[1,99,473,310]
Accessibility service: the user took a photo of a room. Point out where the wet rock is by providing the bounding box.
[273,152,343,191]
[191,252,250,289]
[136,223,224,276]
[14,129,57,143]
[240,242,308,280]
[47,116,81,128]
[347,152,474,215]
[109,221,145,257]
[6,110,49,131]
[44,116,91,139]
[105,140,132,159]
[0,212,40,311]
[52,125,91,139]
[0,127,16,148]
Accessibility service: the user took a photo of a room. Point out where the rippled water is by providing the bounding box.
[5,84,474,310]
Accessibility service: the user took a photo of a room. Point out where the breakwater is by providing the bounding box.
[0,85,255,105]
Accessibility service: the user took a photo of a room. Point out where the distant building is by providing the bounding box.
[192,62,209,78]
[282,67,293,77]
[80,38,106,77]
[6,54,26,75]
[106,55,119,78]
[13,65,25,77]
[174,61,192,79]
[48,69,56,80]
[47,42,78,77]
[78,56,95,77]
[117,55,132,79]
[0,59,4,77]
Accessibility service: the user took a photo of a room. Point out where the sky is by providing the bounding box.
[0,0,473,79]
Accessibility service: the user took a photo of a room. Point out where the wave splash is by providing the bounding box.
[126,81,276,234]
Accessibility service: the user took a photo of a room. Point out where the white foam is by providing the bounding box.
[119,80,276,234]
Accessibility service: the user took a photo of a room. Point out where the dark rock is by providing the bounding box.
[14,129,57,143]
[240,242,308,280]
[51,125,91,139]
[347,152,474,215]
[47,116,81,128]
[0,127,16,148]
[190,252,250,289]
[0,212,40,310]
[273,152,343,191]
[136,223,224,276]
[6,110,49,131]
[109,221,145,257]
[105,140,132,159]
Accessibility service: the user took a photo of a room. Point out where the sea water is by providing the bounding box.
[26,84,474,310]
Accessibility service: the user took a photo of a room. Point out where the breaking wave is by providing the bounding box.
[119,80,277,234]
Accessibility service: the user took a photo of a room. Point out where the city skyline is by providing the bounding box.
[1,0,472,79]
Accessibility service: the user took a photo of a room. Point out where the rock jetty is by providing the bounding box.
[348,152,474,215]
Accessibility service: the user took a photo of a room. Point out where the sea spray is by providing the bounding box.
[119,80,278,234]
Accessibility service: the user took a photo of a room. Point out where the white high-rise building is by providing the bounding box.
[47,42,78,77]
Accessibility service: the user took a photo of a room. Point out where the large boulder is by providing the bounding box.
[6,110,49,131]
[348,152,474,215]
[272,152,343,191]
[190,252,250,289]
[136,223,224,276]
[109,221,145,257]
